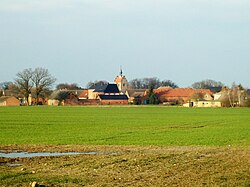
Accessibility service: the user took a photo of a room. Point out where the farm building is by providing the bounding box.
[87,81,108,99]
[126,89,147,104]
[153,86,173,103]
[160,88,213,104]
[78,90,88,100]
[0,96,20,106]
[48,90,79,106]
[184,100,222,108]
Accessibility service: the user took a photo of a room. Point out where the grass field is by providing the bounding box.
[0,106,249,146]
[0,106,250,186]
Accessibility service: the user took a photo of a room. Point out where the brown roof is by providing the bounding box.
[154,87,172,95]
[127,89,147,97]
[79,90,88,98]
[156,86,172,90]
[161,88,213,98]
[0,96,15,101]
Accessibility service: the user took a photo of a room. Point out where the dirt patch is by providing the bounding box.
[1,145,250,187]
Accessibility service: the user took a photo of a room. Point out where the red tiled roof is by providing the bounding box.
[79,90,88,98]
[154,87,172,95]
[161,88,212,98]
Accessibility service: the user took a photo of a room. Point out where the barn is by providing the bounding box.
[0,96,20,106]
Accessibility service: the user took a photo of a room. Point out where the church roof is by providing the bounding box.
[94,84,120,93]
[99,94,128,100]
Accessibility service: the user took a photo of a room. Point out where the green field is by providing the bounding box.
[1,106,250,186]
[0,106,249,146]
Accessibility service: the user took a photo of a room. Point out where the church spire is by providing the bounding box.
[120,66,123,76]
[114,66,128,93]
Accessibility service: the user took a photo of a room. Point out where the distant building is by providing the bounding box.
[88,81,108,99]
[184,100,222,108]
[78,90,88,100]
[159,88,213,105]
[48,90,79,106]
[126,89,148,104]
[0,96,20,106]
[96,83,128,104]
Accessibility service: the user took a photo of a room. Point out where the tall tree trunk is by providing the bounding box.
[227,91,233,108]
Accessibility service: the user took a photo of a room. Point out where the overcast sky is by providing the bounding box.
[0,0,249,88]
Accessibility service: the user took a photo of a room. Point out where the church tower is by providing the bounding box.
[114,68,128,93]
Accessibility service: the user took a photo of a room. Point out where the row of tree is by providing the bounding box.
[85,78,178,90]
[86,78,227,90]
[191,79,224,89]
[128,77,178,89]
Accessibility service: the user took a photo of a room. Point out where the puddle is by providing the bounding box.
[0,152,118,158]
[6,163,23,167]
[0,162,23,167]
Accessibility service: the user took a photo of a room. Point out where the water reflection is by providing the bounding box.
[0,151,117,158]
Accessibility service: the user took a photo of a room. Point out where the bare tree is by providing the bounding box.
[189,92,205,101]
[86,80,108,89]
[128,78,143,89]
[31,67,56,105]
[224,83,247,107]
[15,68,33,105]
[129,77,178,89]
[161,80,178,88]
[192,79,224,89]
[0,81,12,90]
[56,83,81,90]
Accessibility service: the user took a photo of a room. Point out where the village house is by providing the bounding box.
[126,89,147,104]
[48,90,80,106]
[153,86,173,103]
[0,96,20,106]
[183,100,222,108]
[211,87,250,107]
[87,81,108,100]
[78,90,88,100]
[158,88,214,106]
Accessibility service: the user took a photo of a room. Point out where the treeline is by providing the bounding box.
[128,77,178,89]
[85,78,178,89]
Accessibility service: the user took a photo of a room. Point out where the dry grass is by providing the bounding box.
[1,145,250,186]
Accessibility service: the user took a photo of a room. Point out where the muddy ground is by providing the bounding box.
[0,145,250,186]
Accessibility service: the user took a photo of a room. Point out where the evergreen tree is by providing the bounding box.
[147,86,159,104]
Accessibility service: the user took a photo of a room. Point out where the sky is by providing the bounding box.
[0,0,250,88]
